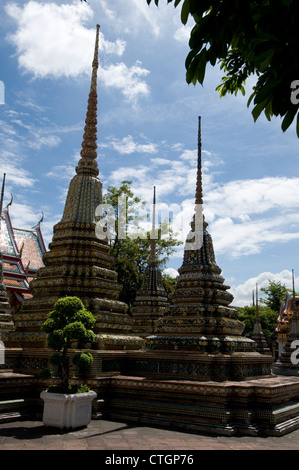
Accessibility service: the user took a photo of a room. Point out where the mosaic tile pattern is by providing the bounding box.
[4,26,142,351]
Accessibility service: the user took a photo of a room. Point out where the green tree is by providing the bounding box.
[238,304,277,346]
[101,180,182,306]
[260,280,290,312]
[42,297,95,391]
[162,273,177,298]
[146,0,299,136]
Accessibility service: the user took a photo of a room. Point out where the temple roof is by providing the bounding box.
[276,294,299,335]
[13,226,46,272]
[0,200,46,301]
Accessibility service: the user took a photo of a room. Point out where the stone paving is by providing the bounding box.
[0,418,299,451]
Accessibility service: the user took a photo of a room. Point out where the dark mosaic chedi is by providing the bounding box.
[130,186,170,336]
[2,25,142,351]
[126,117,274,381]
[146,118,264,356]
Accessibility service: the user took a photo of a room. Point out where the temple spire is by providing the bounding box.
[130,185,169,331]
[149,186,157,266]
[0,173,6,217]
[252,283,271,354]
[188,116,205,246]
[76,24,100,177]
[255,283,260,321]
[195,116,203,206]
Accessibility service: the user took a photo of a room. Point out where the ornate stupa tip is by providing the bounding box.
[148,186,158,266]
[190,116,206,233]
[76,24,100,177]
[195,116,203,206]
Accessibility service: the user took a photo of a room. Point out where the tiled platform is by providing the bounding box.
[0,418,299,450]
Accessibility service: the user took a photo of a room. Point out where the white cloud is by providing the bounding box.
[106,138,299,263]
[28,134,61,150]
[151,158,172,165]
[110,135,157,155]
[5,1,150,105]
[211,213,299,258]
[173,25,192,44]
[109,166,149,188]
[230,269,298,307]
[0,119,35,188]
[0,154,35,188]
[163,267,179,278]
[8,202,60,249]
[6,1,95,78]
[99,0,179,39]
[7,201,43,229]
[179,149,197,164]
[10,118,62,149]
[206,177,299,218]
[46,165,75,180]
[206,176,299,257]
[130,0,161,37]
[100,62,150,104]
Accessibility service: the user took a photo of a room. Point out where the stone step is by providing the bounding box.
[0,398,25,423]
[0,411,23,423]
[0,314,13,320]
[0,397,40,423]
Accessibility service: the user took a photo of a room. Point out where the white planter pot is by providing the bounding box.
[40,390,97,429]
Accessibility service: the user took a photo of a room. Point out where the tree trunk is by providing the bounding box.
[61,345,69,390]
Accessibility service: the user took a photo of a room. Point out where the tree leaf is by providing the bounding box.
[196,48,207,85]
[145,0,299,137]
[252,101,267,122]
[281,106,298,132]
[181,0,190,25]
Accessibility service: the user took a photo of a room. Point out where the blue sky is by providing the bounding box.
[0,0,299,306]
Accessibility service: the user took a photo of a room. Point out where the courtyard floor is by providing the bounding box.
[0,418,298,452]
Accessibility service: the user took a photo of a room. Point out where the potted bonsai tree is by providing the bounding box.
[40,296,97,429]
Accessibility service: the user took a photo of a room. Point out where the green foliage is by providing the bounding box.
[41,296,95,391]
[72,352,93,371]
[238,305,277,344]
[162,273,177,299]
[260,280,290,312]
[77,384,90,393]
[49,352,63,366]
[102,180,182,306]
[42,297,96,347]
[39,368,53,381]
[146,0,299,136]
[47,383,90,394]
[237,306,256,336]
